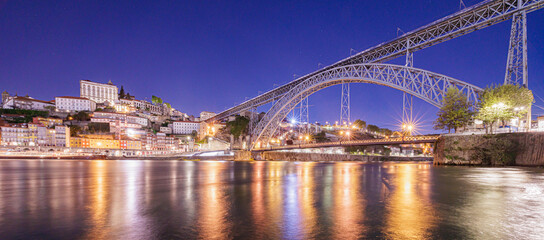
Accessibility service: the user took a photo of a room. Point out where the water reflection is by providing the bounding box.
[85,160,109,239]
[384,163,435,239]
[197,162,232,239]
[0,160,543,239]
[332,163,365,239]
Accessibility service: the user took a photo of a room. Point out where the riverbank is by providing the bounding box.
[434,132,544,166]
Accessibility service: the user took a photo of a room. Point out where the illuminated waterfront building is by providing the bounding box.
[70,135,141,150]
[0,123,70,147]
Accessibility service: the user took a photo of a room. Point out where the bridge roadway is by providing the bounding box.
[208,0,544,123]
[253,135,440,151]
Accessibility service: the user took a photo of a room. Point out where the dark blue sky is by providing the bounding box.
[1,0,543,133]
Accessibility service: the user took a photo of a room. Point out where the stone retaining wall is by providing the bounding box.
[244,151,431,162]
[434,132,544,166]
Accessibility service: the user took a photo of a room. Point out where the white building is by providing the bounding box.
[0,126,30,146]
[160,126,172,134]
[2,96,54,110]
[120,99,170,116]
[172,121,199,135]
[92,112,148,127]
[55,125,70,147]
[80,80,119,104]
[55,96,96,112]
[200,111,216,121]
[0,124,70,147]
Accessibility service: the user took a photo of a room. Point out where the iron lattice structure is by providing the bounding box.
[250,64,483,149]
[504,9,528,86]
[299,96,309,133]
[340,82,350,125]
[207,0,544,123]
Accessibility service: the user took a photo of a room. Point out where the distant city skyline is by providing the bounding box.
[1,0,544,132]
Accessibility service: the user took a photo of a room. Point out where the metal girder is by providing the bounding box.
[402,92,413,124]
[250,63,483,149]
[504,9,528,87]
[340,82,350,125]
[299,97,309,133]
[207,0,544,123]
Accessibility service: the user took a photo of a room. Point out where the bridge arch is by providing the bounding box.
[250,63,482,149]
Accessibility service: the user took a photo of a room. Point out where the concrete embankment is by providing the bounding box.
[234,150,431,162]
[434,132,544,166]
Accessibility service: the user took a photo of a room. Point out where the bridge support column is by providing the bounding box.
[300,97,309,134]
[504,10,528,87]
[247,106,258,146]
[340,80,350,125]
[403,49,414,128]
[504,7,530,130]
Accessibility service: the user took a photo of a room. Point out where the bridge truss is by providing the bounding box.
[207,0,544,123]
[250,64,483,149]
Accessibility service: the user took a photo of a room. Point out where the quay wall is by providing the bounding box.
[234,150,431,162]
[434,132,544,166]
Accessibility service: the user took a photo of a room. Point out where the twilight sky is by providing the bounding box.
[1,0,543,133]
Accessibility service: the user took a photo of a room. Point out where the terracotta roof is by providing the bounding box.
[14,96,53,104]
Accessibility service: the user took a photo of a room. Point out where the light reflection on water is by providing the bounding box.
[0,159,543,239]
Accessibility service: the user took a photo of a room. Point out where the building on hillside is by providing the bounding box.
[55,125,70,147]
[199,122,225,139]
[2,96,54,110]
[33,117,63,128]
[200,111,216,121]
[141,132,178,151]
[55,96,96,112]
[80,80,118,105]
[91,112,148,126]
[170,109,187,120]
[160,126,172,134]
[172,121,199,135]
[70,136,120,149]
[0,125,30,146]
[0,124,70,147]
[120,99,171,116]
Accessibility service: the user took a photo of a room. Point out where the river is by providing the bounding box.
[0,159,543,239]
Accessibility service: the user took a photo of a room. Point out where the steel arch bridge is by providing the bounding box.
[250,63,483,149]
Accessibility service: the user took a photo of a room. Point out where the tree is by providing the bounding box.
[476,84,533,133]
[152,95,163,105]
[353,119,366,129]
[191,130,198,139]
[69,125,81,137]
[165,102,171,108]
[226,116,249,138]
[88,122,110,133]
[312,131,328,143]
[379,128,393,136]
[119,86,125,99]
[44,105,56,113]
[73,111,90,121]
[434,87,474,133]
[367,124,380,132]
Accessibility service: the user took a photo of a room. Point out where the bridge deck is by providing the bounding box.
[253,136,439,151]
